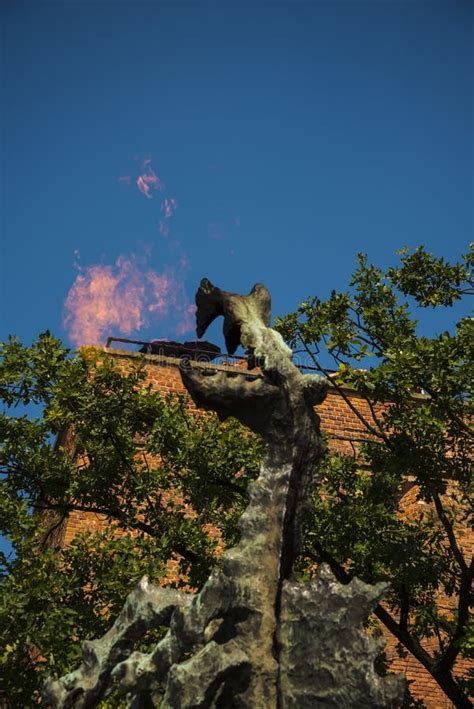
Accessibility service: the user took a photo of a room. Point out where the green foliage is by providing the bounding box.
[276,246,473,707]
[0,334,264,705]
[388,245,473,308]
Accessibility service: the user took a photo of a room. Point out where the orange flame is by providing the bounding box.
[136,167,162,199]
[121,159,179,230]
[63,253,194,347]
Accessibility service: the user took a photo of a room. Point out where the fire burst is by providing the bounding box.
[136,166,162,199]
[63,253,193,347]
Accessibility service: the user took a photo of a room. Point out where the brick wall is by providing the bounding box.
[56,348,472,707]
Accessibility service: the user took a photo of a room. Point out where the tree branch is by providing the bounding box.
[434,557,473,674]
[40,510,68,549]
[298,340,393,447]
[432,494,467,572]
[32,501,200,565]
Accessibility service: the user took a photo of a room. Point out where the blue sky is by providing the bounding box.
[2,0,472,353]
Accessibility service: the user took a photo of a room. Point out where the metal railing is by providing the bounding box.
[104,336,249,368]
[104,336,336,375]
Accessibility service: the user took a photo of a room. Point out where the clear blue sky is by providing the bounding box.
[1,0,472,353]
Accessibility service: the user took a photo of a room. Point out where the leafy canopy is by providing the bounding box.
[275,245,473,708]
[0,336,264,705]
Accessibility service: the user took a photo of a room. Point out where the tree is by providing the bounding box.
[274,246,473,708]
[0,336,264,706]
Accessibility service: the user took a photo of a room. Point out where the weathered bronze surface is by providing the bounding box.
[43,279,404,708]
